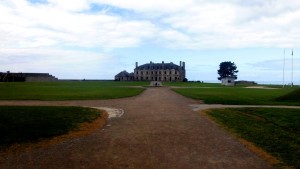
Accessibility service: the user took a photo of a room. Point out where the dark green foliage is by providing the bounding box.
[207,108,300,168]
[0,81,146,100]
[276,88,300,101]
[0,106,101,150]
[217,61,238,80]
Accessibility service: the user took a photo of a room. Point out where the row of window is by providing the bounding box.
[136,70,179,75]
[136,76,180,81]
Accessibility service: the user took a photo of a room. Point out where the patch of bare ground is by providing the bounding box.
[245,86,279,89]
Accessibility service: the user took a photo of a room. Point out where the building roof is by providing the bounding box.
[115,71,133,77]
[135,62,182,70]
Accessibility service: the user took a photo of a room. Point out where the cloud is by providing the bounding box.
[248,58,300,71]
[0,0,157,49]
[91,0,300,49]
[1,0,300,50]
[1,0,300,80]
[0,47,116,79]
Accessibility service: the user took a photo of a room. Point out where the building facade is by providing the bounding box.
[115,61,186,82]
[221,77,235,86]
[115,71,134,81]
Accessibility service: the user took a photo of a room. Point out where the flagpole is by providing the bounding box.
[283,49,285,88]
[291,49,294,87]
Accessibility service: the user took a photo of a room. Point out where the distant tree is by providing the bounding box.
[183,78,188,82]
[217,61,238,80]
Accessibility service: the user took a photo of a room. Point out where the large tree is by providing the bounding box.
[217,61,238,80]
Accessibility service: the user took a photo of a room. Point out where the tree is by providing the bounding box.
[217,61,238,80]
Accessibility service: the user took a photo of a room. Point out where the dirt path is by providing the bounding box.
[0,87,273,169]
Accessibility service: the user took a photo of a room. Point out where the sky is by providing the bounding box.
[1,0,300,84]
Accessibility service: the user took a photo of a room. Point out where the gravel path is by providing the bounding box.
[0,87,273,169]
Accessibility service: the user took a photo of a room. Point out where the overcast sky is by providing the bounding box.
[1,0,300,84]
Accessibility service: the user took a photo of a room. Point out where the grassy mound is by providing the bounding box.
[276,88,300,101]
[0,106,102,150]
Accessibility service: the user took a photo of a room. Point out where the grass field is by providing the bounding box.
[173,87,300,105]
[0,106,102,150]
[276,88,300,102]
[206,108,300,169]
[163,82,223,87]
[163,82,275,88]
[0,81,147,100]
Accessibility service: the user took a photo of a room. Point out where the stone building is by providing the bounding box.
[115,61,186,82]
[115,71,134,81]
[221,77,236,86]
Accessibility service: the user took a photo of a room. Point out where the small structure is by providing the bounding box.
[221,77,236,86]
[115,71,134,81]
[150,81,162,87]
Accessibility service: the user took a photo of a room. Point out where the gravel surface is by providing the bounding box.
[0,87,272,169]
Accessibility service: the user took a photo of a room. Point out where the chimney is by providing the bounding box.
[182,62,185,69]
[135,62,138,68]
[180,61,182,67]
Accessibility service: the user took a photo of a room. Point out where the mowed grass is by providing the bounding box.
[164,82,222,87]
[173,87,299,105]
[0,81,147,100]
[206,108,300,169]
[276,88,300,102]
[164,82,258,87]
[0,106,102,150]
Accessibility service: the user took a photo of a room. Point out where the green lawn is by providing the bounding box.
[173,87,299,105]
[0,106,102,150]
[206,108,300,169]
[163,82,222,87]
[276,88,300,101]
[163,82,264,88]
[0,81,147,100]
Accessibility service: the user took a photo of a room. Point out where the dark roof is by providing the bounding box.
[115,71,133,77]
[135,62,182,70]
